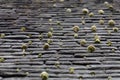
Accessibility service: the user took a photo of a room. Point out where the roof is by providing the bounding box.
[0,0,120,80]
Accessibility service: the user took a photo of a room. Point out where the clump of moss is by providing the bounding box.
[48,19,52,22]
[104,1,109,7]
[113,27,119,32]
[16,68,20,72]
[104,1,113,10]
[94,34,101,43]
[47,39,52,44]
[59,0,64,2]
[73,26,80,33]
[95,38,101,43]
[90,72,96,76]
[69,67,75,74]
[91,25,97,32]
[107,40,112,46]
[43,43,49,50]
[39,34,43,40]
[55,61,60,68]
[50,28,53,32]
[21,44,27,52]
[108,19,116,26]
[111,48,115,53]
[47,31,53,38]
[28,34,32,38]
[107,30,112,35]
[79,76,83,80]
[98,10,104,15]
[87,45,96,53]
[25,72,29,76]
[20,27,26,32]
[38,53,42,58]
[66,8,72,13]
[40,71,49,80]
[99,19,104,25]
[0,33,5,38]
[81,20,85,25]
[108,5,113,11]
[56,21,61,25]
[86,65,90,68]
[108,76,112,80]
[28,40,32,45]
[53,3,57,7]
[0,57,5,62]
[74,33,78,38]
[80,39,87,46]
[82,8,89,15]
[89,12,94,17]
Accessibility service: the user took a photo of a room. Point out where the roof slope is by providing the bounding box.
[0,0,120,80]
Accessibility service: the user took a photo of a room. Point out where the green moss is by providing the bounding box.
[113,27,119,32]
[74,33,78,38]
[87,45,96,53]
[47,31,53,38]
[28,34,32,38]
[47,39,53,44]
[0,33,5,38]
[69,67,75,74]
[108,19,115,26]
[79,76,83,80]
[56,21,61,25]
[73,26,80,33]
[108,76,112,80]
[82,8,89,15]
[94,34,100,39]
[81,20,85,25]
[104,1,109,6]
[80,39,87,46]
[55,61,60,68]
[50,28,53,32]
[107,40,112,46]
[108,5,113,10]
[16,68,20,72]
[43,43,49,50]
[38,53,42,58]
[98,9,104,15]
[111,48,115,53]
[28,40,32,45]
[94,35,101,43]
[66,8,72,13]
[53,3,57,7]
[107,30,112,35]
[91,25,97,32]
[89,12,94,17]
[90,72,96,76]
[48,19,52,22]
[20,27,26,32]
[60,0,64,2]
[0,57,5,62]
[40,71,49,80]
[95,38,101,43]
[39,34,43,40]
[21,44,27,52]
[99,19,104,25]
[25,72,29,76]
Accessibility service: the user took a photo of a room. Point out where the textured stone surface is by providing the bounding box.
[0,0,120,80]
